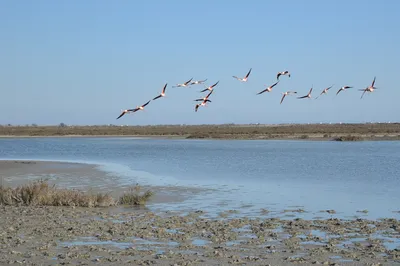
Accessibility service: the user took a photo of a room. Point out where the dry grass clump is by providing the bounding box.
[0,179,154,207]
[0,179,116,207]
[118,184,154,206]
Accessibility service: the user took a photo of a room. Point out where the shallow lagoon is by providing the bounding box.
[1,137,399,219]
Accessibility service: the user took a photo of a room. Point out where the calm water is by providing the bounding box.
[1,137,399,219]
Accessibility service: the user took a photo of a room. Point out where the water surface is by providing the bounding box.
[1,137,399,219]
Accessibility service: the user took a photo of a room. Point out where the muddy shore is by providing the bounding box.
[0,206,399,265]
[0,160,399,265]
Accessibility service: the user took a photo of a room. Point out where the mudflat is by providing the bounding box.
[0,206,399,265]
[0,123,400,140]
[0,160,399,265]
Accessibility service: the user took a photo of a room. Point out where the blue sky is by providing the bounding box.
[0,1,399,126]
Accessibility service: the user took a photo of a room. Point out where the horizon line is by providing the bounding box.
[1,122,399,127]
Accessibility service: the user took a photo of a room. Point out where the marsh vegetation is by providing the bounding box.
[0,179,153,207]
[0,123,399,140]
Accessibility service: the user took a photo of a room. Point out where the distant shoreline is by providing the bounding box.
[0,134,186,139]
[1,134,400,141]
[0,123,399,141]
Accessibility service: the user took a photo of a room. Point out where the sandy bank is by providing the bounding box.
[0,160,201,205]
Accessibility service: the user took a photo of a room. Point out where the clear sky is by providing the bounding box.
[1,1,399,126]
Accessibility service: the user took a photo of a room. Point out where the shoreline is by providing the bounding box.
[2,159,399,221]
[0,160,203,206]
[1,134,400,141]
[0,123,399,141]
[0,160,399,264]
[0,134,187,139]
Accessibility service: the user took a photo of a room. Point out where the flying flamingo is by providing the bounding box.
[280,91,297,104]
[277,71,290,80]
[116,109,133,120]
[194,90,213,103]
[152,83,168,100]
[200,81,219,93]
[297,87,313,99]
[190,79,208,85]
[359,77,377,99]
[131,100,151,112]
[195,100,210,112]
[172,78,193,88]
[256,81,280,95]
[233,68,252,82]
[336,86,352,95]
[315,85,334,99]
[116,100,151,119]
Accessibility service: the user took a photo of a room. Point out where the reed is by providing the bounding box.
[0,179,128,207]
[118,184,154,206]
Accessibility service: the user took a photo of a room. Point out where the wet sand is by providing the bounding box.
[0,160,200,205]
[0,160,399,265]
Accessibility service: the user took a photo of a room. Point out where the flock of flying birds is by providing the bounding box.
[116,68,378,120]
